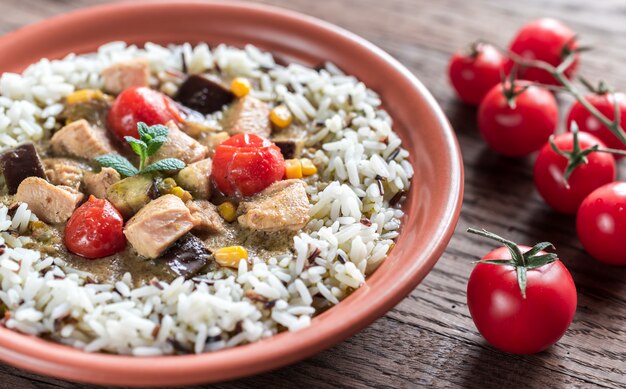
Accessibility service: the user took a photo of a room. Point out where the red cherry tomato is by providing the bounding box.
[467,245,577,354]
[107,86,183,140]
[508,18,578,85]
[64,196,126,259]
[448,43,507,106]
[212,133,285,197]
[534,131,616,214]
[576,182,626,265]
[566,92,626,155]
[478,82,558,156]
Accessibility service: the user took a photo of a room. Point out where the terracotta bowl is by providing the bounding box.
[0,1,463,386]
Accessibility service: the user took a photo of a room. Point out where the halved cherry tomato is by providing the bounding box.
[508,18,578,85]
[107,86,183,140]
[566,92,626,154]
[478,82,558,157]
[448,43,507,106]
[533,131,616,214]
[212,133,285,197]
[576,182,626,265]
[64,196,126,259]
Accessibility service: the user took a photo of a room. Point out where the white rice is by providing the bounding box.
[0,42,413,355]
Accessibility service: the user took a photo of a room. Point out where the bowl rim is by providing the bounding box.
[0,0,464,386]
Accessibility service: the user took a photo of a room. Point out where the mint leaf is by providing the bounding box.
[137,122,151,141]
[139,158,185,174]
[146,135,168,156]
[94,154,139,177]
[125,137,148,160]
[142,123,169,139]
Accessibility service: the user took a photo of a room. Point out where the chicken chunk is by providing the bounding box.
[43,158,86,190]
[175,158,212,199]
[83,167,121,199]
[51,119,115,159]
[222,96,271,138]
[238,179,310,231]
[200,131,229,157]
[186,200,226,234]
[152,121,207,164]
[124,195,195,258]
[101,58,150,95]
[15,177,84,224]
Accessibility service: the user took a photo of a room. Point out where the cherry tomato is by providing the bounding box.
[64,196,126,259]
[107,86,183,140]
[467,245,577,354]
[478,82,558,156]
[534,132,616,214]
[576,182,626,265]
[566,92,626,154]
[212,133,285,197]
[448,43,507,106]
[508,18,578,85]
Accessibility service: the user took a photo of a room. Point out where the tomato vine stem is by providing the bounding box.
[504,49,626,147]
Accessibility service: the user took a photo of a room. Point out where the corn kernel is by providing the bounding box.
[285,159,303,179]
[214,246,248,268]
[170,186,192,202]
[270,105,293,128]
[231,77,252,97]
[300,158,317,176]
[218,202,237,223]
[66,89,104,105]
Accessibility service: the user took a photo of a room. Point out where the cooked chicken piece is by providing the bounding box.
[182,120,218,138]
[0,143,47,194]
[101,58,150,95]
[222,96,271,138]
[15,177,84,224]
[186,200,226,234]
[124,194,195,258]
[175,158,212,199]
[238,179,310,231]
[152,121,207,164]
[43,158,85,190]
[200,131,229,157]
[83,167,121,199]
[50,119,115,159]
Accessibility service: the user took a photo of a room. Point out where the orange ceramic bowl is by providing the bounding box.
[0,1,463,386]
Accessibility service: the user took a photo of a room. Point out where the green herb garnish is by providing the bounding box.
[95,122,186,177]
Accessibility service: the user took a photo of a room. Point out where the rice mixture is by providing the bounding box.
[0,42,413,355]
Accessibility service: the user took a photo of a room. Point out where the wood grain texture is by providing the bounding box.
[1,0,626,387]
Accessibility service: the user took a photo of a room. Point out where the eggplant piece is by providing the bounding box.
[106,175,158,219]
[175,75,235,114]
[0,143,47,194]
[273,139,304,159]
[157,234,211,278]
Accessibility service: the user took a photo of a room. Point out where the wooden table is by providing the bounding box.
[2,0,625,387]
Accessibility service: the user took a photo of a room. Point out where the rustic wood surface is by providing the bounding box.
[1,0,626,387]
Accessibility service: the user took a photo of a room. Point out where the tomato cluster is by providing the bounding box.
[449,18,626,355]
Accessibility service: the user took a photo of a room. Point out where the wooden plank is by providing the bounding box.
[0,0,625,387]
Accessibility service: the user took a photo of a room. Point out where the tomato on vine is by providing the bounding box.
[534,127,616,214]
[566,90,626,155]
[478,81,558,157]
[508,18,579,85]
[466,228,577,354]
[576,182,626,266]
[448,42,507,106]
